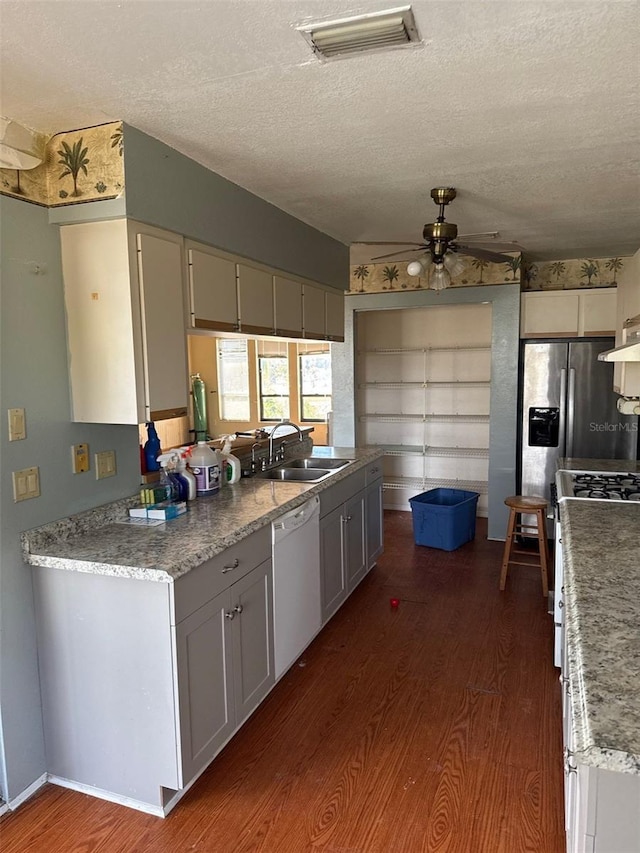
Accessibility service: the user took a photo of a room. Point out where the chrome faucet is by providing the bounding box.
[268,420,303,465]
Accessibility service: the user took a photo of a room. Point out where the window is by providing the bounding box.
[299,350,331,422]
[217,339,250,421]
[258,354,290,421]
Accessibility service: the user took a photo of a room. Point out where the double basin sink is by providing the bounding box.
[257,457,352,482]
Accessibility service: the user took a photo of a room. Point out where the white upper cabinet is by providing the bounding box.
[325,289,345,342]
[302,283,326,339]
[273,275,303,338]
[521,288,616,338]
[186,241,239,332]
[61,219,188,424]
[613,248,640,396]
[237,262,274,335]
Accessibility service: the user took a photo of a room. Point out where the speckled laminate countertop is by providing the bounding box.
[559,499,640,775]
[23,447,383,583]
[558,457,640,474]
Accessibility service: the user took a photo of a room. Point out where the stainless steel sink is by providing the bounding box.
[258,467,331,482]
[286,457,351,470]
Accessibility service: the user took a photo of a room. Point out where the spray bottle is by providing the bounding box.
[156,453,180,503]
[220,435,241,484]
[176,451,197,501]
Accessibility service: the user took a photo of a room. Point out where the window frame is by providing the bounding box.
[257,353,290,422]
[298,350,332,424]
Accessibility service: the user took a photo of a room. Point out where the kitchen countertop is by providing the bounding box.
[558,457,640,474]
[559,498,640,775]
[23,447,383,583]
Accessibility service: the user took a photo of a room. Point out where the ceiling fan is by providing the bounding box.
[356,187,519,291]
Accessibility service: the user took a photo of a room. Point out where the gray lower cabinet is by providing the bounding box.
[319,469,368,624]
[175,557,274,787]
[366,471,384,570]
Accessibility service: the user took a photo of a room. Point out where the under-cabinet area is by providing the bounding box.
[24,448,383,817]
[356,303,491,515]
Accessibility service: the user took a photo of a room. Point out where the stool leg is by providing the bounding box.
[499,508,516,591]
[536,508,549,598]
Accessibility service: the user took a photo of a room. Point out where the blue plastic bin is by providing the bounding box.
[409,488,479,551]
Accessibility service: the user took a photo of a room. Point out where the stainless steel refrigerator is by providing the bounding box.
[520,339,638,531]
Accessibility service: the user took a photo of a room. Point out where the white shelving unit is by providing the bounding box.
[356,305,492,515]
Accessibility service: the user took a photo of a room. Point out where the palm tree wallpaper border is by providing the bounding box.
[350,254,628,294]
[0,121,124,207]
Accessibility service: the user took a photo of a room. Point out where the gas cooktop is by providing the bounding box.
[556,470,640,502]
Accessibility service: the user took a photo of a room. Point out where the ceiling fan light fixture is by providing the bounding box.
[298,7,420,60]
[429,263,451,293]
[443,253,466,278]
[407,255,432,277]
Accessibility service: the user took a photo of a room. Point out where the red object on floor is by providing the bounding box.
[390,597,400,609]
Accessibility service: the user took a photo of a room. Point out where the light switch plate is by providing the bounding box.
[12,467,40,502]
[96,450,116,479]
[8,408,26,441]
[72,443,90,473]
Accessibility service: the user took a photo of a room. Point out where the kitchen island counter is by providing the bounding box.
[558,456,640,474]
[23,447,383,583]
[560,498,640,776]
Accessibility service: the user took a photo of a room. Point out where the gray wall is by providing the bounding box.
[0,123,350,806]
[332,285,521,540]
[122,125,349,290]
[0,196,140,803]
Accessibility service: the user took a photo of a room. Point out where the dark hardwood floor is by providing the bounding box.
[0,512,564,852]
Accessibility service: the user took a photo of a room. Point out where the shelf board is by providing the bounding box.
[359,380,490,389]
[363,444,489,458]
[382,476,488,494]
[358,345,491,354]
[359,413,490,423]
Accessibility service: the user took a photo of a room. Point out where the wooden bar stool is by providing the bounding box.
[499,496,549,598]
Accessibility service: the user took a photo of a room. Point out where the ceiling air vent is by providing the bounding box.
[298,6,420,60]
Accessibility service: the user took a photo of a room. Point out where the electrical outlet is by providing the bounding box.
[95,450,116,480]
[72,443,90,473]
[12,467,40,502]
[8,408,26,441]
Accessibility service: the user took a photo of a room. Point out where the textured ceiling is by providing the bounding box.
[1,0,638,261]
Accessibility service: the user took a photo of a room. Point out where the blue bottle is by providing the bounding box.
[144,422,161,472]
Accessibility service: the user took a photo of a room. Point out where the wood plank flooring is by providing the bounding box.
[0,512,564,852]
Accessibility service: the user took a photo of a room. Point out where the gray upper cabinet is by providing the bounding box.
[61,219,189,424]
[237,262,275,335]
[273,275,303,338]
[186,241,239,332]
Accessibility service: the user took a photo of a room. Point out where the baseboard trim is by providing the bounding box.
[0,800,8,817]
[7,773,47,811]
[47,775,166,818]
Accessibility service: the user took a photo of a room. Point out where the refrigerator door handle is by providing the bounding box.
[559,368,567,457]
[566,368,576,457]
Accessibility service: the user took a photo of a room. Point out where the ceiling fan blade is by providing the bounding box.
[371,246,427,260]
[453,244,510,264]
[456,232,500,242]
[351,241,423,247]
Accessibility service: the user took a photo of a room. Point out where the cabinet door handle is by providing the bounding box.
[225,610,236,620]
[342,515,352,523]
[233,604,243,615]
[370,467,379,475]
[563,747,577,775]
[558,599,564,609]
[221,558,240,573]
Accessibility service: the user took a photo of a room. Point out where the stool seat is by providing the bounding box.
[504,495,547,511]
[500,495,549,598]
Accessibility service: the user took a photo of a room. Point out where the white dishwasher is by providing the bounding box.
[272,496,321,679]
